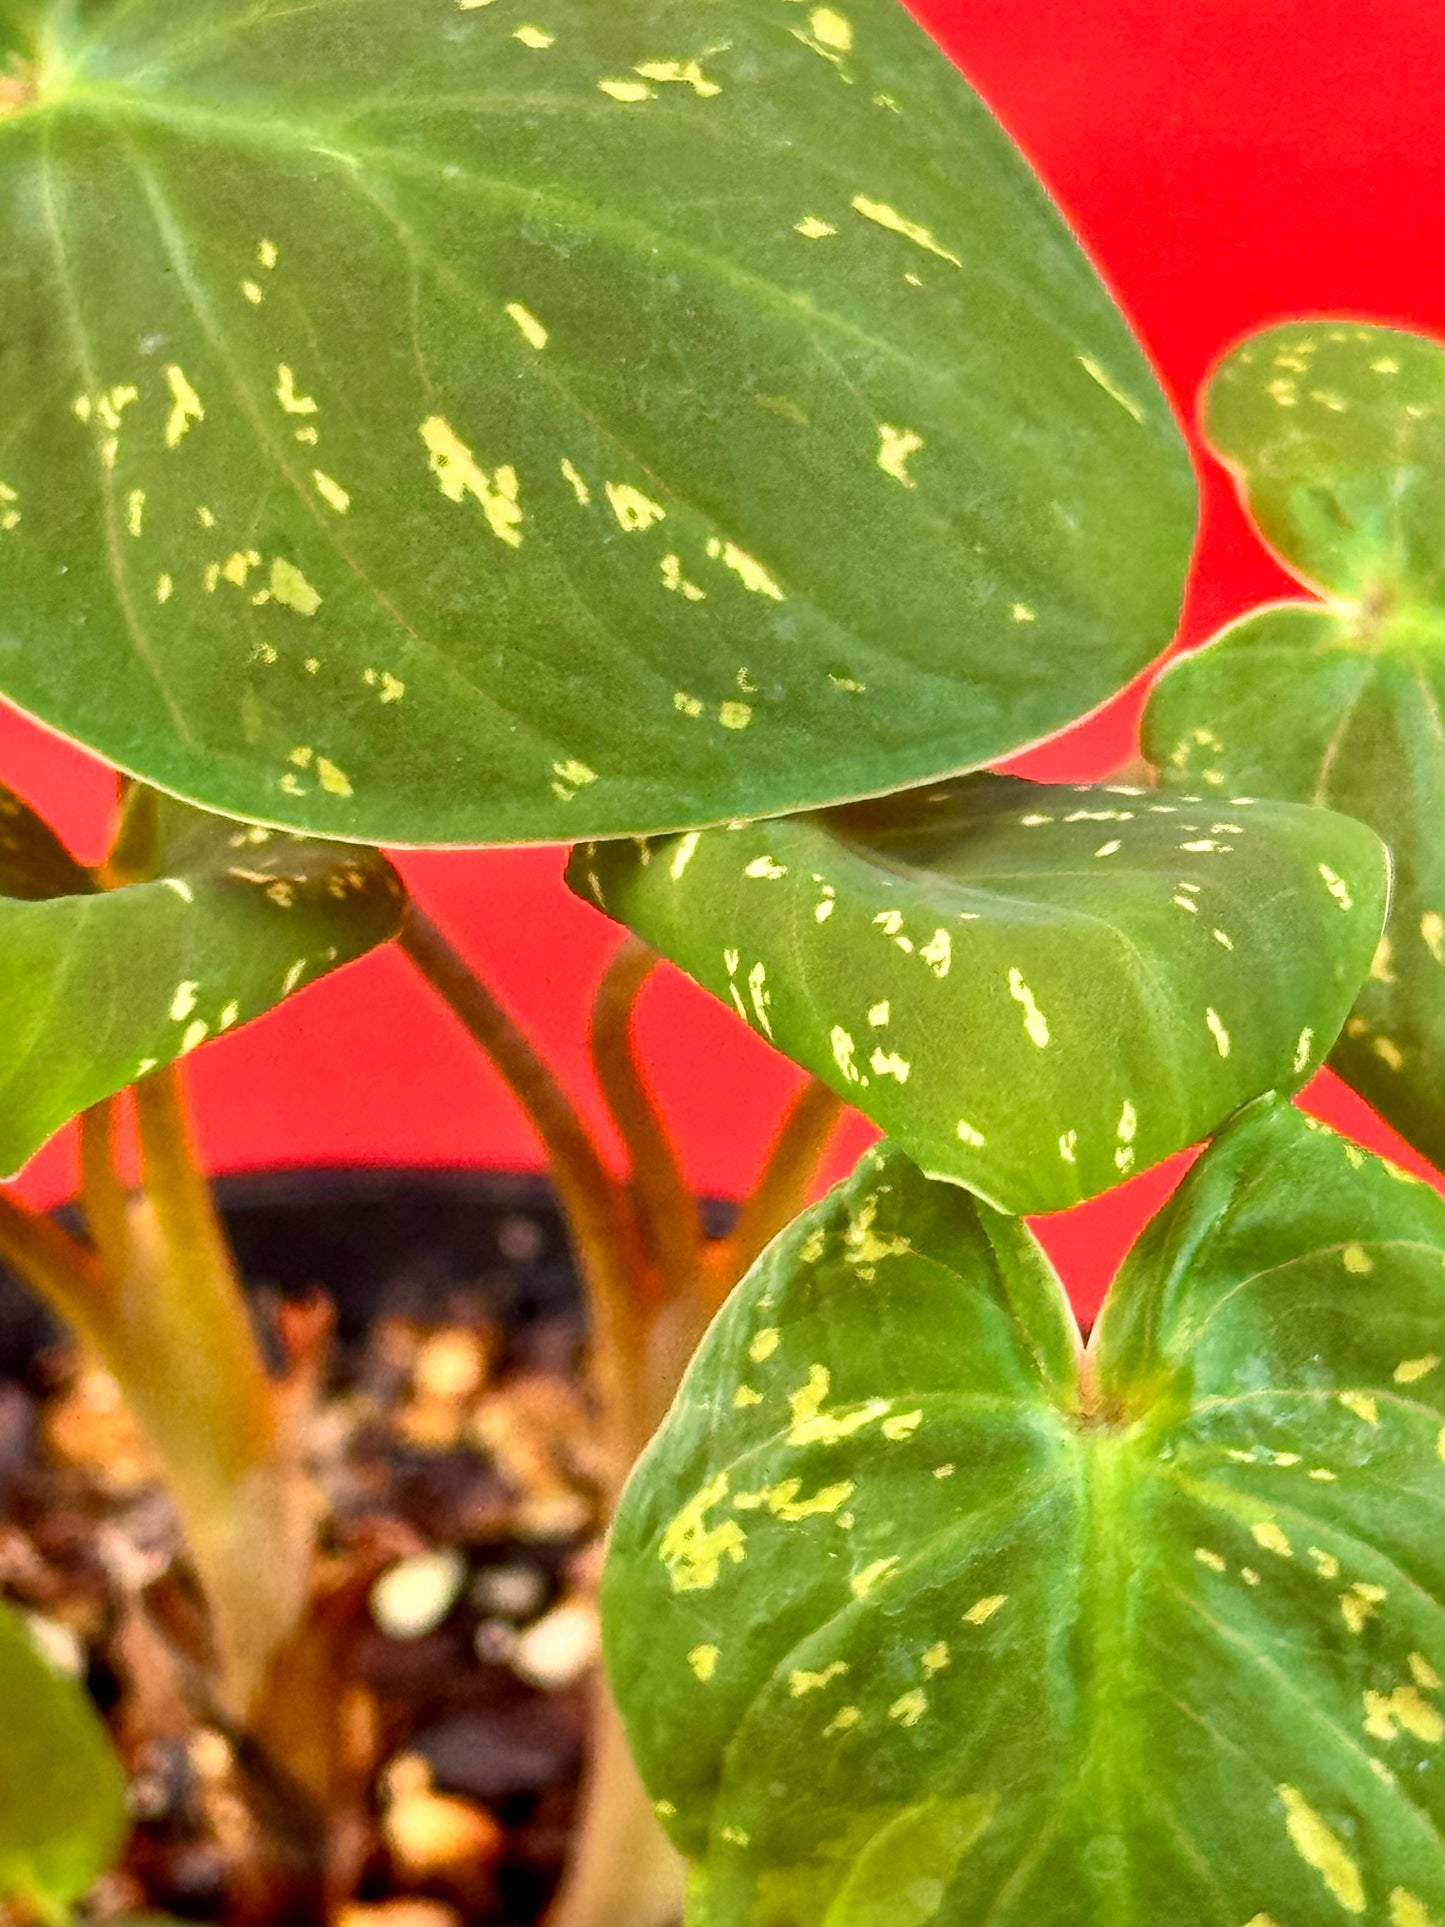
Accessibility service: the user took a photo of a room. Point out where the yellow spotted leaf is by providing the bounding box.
[605,1101,1445,1924]
[0,784,404,1173]
[0,0,1191,843]
[568,773,1386,1213]
[1145,321,1445,1168]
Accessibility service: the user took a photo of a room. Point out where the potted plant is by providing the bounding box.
[1,1,1442,1924]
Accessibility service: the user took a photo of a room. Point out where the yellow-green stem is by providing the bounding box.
[123,1070,314,1720]
[547,1681,686,1927]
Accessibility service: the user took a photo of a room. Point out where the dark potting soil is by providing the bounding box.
[0,1171,631,1927]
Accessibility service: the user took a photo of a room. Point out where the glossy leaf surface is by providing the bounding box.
[0,0,1193,844]
[569,774,1386,1213]
[605,1102,1445,1925]
[0,1598,128,1914]
[0,784,404,1174]
[1145,320,1445,1166]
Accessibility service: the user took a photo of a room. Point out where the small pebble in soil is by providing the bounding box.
[380,1755,505,1880]
[338,1903,462,1927]
[21,1609,86,1677]
[412,1328,492,1403]
[510,1598,599,1692]
[470,1561,548,1621]
[370,1548,467,1641]
[473,1617,519,1667]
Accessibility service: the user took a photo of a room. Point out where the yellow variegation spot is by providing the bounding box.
[687,1644,718,1683]
[1392,1890,1433,1927]
[809,8,853,50]
[964,1595,1007,1626]
[164,365,204,447]
[634,59,722,98]
[661,553,706,601]
[659,1474,746,1593]
[605,482,666,532]
[1395,1356,1439,1384]
[889,1689,928,1727]
[881,1410,922,1441]
[1077,354,1145,423]
[851,195,961,268]
[270,558,322,616]
[313,471,351,514]
[1277,1785,1365,1914]
[560,459,591,505]
[1251,1522,1292,1559]
[787,1365,889,1447]
[788,1661,848,1697]
[1008,968,1050,1048]
[1340,1581,1387,1635]
[275,363,318,416]
[421,417,524,548]
[1338,1391,1379,1426]
[850,1558,897,1600]
[316,758,352,798]
[877,423,924,487]
[705,537,785,600]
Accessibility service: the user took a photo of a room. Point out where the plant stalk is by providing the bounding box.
[123,1071,315,1723]
[589,937,704,1299]
[399,905,659,1469]
[710,1077,844,1306]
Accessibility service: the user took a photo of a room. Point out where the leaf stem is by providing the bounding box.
[0,1187,112,1352]
[399,906,654,1464]
[78,1097,134,1284]
[126,1066,312,1719]
[589,937,703,1300]
[711,1078,844,1306]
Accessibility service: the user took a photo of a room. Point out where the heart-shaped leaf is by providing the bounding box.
[0,0,1194,845]
[0,784,405,1174]
[1144,320,1445,1167]
[0,1598,128,1915]
[605,1099,1445,1925]
[568,774,1386,1214]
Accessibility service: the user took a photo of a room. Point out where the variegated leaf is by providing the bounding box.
[605,1101,1445,1925]
[0,0,1192,843]
[568,774,1386,1213]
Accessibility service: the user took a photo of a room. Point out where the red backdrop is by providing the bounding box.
[10,0,1445,1322]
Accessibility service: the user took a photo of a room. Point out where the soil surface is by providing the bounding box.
[0,1173,611,1927]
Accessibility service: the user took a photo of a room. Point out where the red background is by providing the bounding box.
[9,0,1445,1323]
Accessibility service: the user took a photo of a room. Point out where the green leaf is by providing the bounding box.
[567,773,1386,1214]
[0,785,404,1174]
[0,1598,128,1915]
[0,0,1193,845]
[1143,320,1445,1166]
[604,1101,1445,1924]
